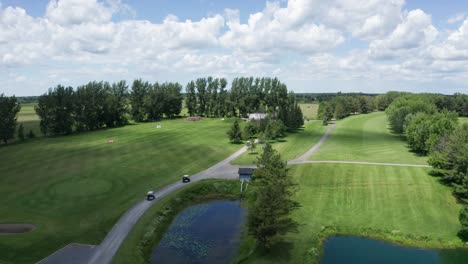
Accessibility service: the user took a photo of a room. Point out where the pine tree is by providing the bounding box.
[227,118,242,143]
[18,123,25,140]
[27,129,35,139]
[247,143,299,247]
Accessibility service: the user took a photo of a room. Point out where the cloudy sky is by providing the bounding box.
[1,0,468,96]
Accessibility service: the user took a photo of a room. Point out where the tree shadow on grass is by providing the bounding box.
[254,241,295,263]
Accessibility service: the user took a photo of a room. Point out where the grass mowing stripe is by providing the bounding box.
[310,112,427,164]
[0,118,240,263]
[244,163,463,264]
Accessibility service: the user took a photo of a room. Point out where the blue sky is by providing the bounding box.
[1,0,468,95]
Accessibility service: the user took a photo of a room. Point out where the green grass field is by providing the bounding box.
[0,118,241,263]
[299,103,319,120]
[310,112,427,164]
[232,121,327,165]
[245,163,463,264]
[460,117,468,125]
[16,103,41,139]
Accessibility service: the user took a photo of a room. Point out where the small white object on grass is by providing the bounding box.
[156,125,162,129]
[221,118,225,121]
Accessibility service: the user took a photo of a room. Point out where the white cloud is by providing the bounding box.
[369,9,438,59]
[447,13,465,24]
[220,3,344,54]
[1,0,468,95]
[430,19,468,61]
[322,0,405,40]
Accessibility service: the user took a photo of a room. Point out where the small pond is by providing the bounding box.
[322,235,468,264]
[151,200,246,264]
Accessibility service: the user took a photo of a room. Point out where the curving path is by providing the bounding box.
[40,123,429,264]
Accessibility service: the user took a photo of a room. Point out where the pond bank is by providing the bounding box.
[113,180,243,264]
[322,235,468,264]
[151,200,245,263]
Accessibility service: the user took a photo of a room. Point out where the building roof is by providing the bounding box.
[248,113,267,120]
[238,168,255,175]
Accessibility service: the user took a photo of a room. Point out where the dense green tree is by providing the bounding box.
[104,81,129,127]
[0,94,21,143]
[375,91,403,111]
[144,82,165,121]
[227,118,242,143]
[247,143,299,247]
[162,82,183,118]
[130,79,150,122]
[196,78,208,116]
[35,85,75,135]
[385,96,437,134]
[429,123,468,186]
[74,82,106,131]
[185,81,197,116]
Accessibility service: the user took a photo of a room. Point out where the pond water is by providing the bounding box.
[151,200,246,264]
[322,235,468,264]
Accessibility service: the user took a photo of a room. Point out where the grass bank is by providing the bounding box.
[310,112,427,164]
[112,179,242,264]
[0,118,240,263]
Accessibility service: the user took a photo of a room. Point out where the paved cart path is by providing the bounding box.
[39,124,429,264]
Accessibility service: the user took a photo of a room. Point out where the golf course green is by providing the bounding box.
[310,112,428,164]
[0,118,241,263]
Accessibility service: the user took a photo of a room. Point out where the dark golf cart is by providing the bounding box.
[146,191,155,201]
[182,175,191,183]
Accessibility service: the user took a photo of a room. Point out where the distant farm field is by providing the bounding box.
[16,103,41,139]
[310,112,427,164]
[299,103,319,119]
[0,118,240,263]
[245,163,463,264]
[232,120,327,165]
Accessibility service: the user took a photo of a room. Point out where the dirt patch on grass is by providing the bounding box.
[0,223,35,234]
[184,116,203,122]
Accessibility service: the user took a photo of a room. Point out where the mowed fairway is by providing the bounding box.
[310,112,427,164]
[246,163,462,264]
[0,119,240,263]
[232,120,327,165]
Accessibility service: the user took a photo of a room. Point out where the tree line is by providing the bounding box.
[186,77,303,128]
[34,80,183,136]
[384,93,468,240]
[318,91,468,123]
[318,94,377,121]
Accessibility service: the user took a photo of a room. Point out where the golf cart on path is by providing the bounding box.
[182,175,191,183]
[146,191,155,201]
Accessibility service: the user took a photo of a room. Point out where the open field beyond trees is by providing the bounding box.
[0,118,241,263]
[244,163,464,264]
[16,103,41,139]
[232,120,327,165]
[310,112,428,164]
[299,103,319,120]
